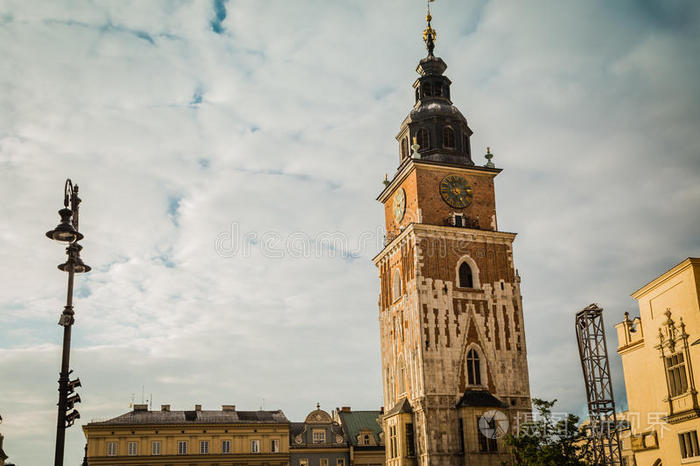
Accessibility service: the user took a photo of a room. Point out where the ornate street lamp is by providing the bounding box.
[45,179,89,466]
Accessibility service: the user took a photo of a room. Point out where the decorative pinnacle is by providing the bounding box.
[382,174,390,187]
[423,1,437,57]
[484,147,495,168]
[411,136,421,158]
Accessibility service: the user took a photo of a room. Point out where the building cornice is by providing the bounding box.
[376,159,501,203]
[631,257,700,299]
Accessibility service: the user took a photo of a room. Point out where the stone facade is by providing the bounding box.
[290,406,349,466]
[373,18,531,465]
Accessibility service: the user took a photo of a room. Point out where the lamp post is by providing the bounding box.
[46,179,90,466]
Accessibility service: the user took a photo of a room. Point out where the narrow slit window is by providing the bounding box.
[459,262,473,288]
[467,349,481,385]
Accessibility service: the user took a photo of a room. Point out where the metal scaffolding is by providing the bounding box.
[575,304,623,465]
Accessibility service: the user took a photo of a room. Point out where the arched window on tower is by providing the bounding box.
[443,127,455,148]
[401,137,409,159]
[422,82,432,97]
[459,262,473,288]
[467,349,481,385]
[416,128,430,150]
[393,269,402,301]
[434,82,443,97]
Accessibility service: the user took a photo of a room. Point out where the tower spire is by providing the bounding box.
[423,1,436,57]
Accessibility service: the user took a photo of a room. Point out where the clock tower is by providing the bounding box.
[374,10,531,466]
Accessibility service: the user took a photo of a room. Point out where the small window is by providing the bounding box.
[337,459,346,466]
[107,442,117,456]
[401,137,409,159]
[679,431,700,459]
[434,83,443,97]
[320,459,329,466]
[454,214,464,227]
[127,441,138,455]
[300,459,309,466]
[415,87,419,102]
[363,434,371,445]
[463,135,470,155]
[271,438,280,452]
[222,439,231,453]
[393,269,402,301]
[459,262,473,288]
[406,423,416,457]
[390,425,398,458]
[416,128,430,150]
[313,429,326,443]
[422,82,432,97]
[200,440,209,454]
[251,439,260,453]
[177,440,187,454]
[443,126,455,148]
[151,441,161,455]
[467,349,481,385]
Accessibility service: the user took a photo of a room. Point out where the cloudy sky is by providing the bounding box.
[1,0,699,463]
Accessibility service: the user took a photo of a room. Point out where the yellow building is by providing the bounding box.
[615,257,700,465]
[83,403,290,465]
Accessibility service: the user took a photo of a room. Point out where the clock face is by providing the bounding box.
[393,188,406,222]
[440,175,473,208]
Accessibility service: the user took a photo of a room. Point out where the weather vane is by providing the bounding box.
[423,0,437,56]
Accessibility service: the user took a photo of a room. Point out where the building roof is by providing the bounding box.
[384,397,413,417]
[337,410,383,447]
[456,389,505,408]
[86,408,289,426]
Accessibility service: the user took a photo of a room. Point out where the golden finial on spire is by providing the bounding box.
[423,0,437,56]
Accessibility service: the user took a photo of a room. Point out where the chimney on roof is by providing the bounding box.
[341,406,351,412]
[161,404,170,412]
[133,404,148,412]
[195,404,202,411]
[222,405,236,412]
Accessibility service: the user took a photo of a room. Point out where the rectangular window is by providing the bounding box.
[107,442,117,456]
[458,419,465,452]
[667,353,689,397]
[251,439,260,453]
[300,459,309,466]
[151,441,161,455]
[177,441,187,454]
[320,459,329,466]
[389,425,397,458]
[222,440,231,453]
[337,459,346,466]
[271,438,280,452]
[454,214,463,227]
[127,441,138,455]
[200,440,209,454]
[313,429,326,443]
[406,422,415,457]
[477,415,498,453]
[679,430,700,459]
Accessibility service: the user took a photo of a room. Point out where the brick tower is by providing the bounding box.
[374,9,531,466]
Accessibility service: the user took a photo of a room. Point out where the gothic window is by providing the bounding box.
[666,353,689,397]
[422,82,432,97]
[393,269,402,301]
[459,262,473,288]
[401,137,409,159]
[443,126,455,148]
[398,359,406,395]
[416,128,430,150]
[467,349,481,385]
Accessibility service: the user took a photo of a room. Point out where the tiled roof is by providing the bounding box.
[87,409,289,426]
[337,410,383,447]
[384,398,412,417]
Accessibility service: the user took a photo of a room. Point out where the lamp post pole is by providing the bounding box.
[46,179,89,466]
